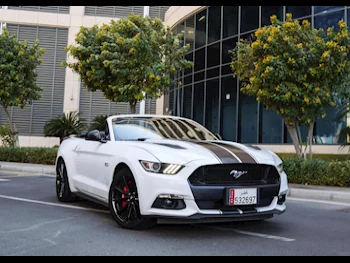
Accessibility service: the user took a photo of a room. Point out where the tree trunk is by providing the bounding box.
[130,101,137,114]
[296,122,306,160]
[2,106,19,147]
[307,121,315,161]
[284,119,302,158]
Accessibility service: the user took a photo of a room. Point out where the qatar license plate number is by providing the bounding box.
[227,188,257,206]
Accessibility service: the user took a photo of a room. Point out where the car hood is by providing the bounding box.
[128,139,279,166]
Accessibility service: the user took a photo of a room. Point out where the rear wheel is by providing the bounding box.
[109,168,156,230]
[56,159,75,202]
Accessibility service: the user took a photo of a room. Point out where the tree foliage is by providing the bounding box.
[0,125,15,147]
[231,14,350,158]
[0,28,45,146]
[64,14,193,113]
[44,111,86,144]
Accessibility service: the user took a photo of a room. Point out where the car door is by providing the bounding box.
[75,126,116,202]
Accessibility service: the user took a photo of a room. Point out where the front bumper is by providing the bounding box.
[131,159,288,221]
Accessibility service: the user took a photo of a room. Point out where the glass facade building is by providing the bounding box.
[168,6,349,145]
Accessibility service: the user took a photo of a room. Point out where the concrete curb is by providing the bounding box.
[1,161,350,203]
[0,162,56,175]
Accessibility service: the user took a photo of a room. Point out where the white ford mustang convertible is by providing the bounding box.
[56,115,288,229]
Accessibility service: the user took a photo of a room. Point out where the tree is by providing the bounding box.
[231,14,350,159]
[63,14,193,114]
[0,28,45,146]
[44,111,86,144]
[89,115,108,131]
[336,105,350,150]
[0,125,15,147]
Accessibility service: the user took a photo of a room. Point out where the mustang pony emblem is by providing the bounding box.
[230,170,248,179]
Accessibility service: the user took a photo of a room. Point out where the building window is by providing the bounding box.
[195,10,207,49]
[261,6,283,26]
[222,37,237,64]
[193,82,205,125]
[260,106,283,144]
[184,52,193,75]
[207,42,220,68]
[194,47,205,72]
[240,6,259,33]
[185,16,195,51]
[205,79,220,134]
[314,10,345,31]
[208,6,221,44]
[220,76,237,142]
[183,85,192,119]
[286,6,311,19]
[314,6,344,14]
[239,92,258,143]
[223,6,238,38]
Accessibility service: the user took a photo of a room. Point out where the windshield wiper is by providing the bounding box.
[120,138,149,141]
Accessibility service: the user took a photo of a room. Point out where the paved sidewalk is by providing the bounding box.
[1,161,349,204]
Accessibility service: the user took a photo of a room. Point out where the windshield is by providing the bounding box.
[111,116,218,141]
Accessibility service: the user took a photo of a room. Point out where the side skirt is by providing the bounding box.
[74,192,109,208]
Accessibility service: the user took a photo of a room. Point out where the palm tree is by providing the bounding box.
[336,105,350,149]
[44,111,86,144]
[89,115,108,131]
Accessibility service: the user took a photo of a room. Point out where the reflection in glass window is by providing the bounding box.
[286,6,311,19]
[348,8,350,25]
[205,79,219,134]
[193,82,205,125]
[194,48,205,72]
[169,90,174,114]
[207,42,220,68]
[314,10,344,31]
[176,22,185,36]
[260,106,282,144]
[222,37,237,64]
[184,52,193,75]
[195,10,207,48]
[223,6,238,38]
[239,93,258,143]
[208,6,221,44]
[285,125,308,144]
[174,88,183,116]
[315,107,346,144]
[314,6,343,14]
[241,6,259,33]
[185,16,194,51]
[220,76,237,141]
[261,6,283,26]
[183,85,192,119]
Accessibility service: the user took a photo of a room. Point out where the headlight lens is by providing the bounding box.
[140,161,183,175]
[277,163,284,173]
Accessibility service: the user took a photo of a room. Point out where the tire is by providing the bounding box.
[109,168,156,230]
[56,158,75,202]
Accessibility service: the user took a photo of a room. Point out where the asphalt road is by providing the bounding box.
[0,172,350,256]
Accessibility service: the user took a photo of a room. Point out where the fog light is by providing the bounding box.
[152,195,186,210]
[278,194,286,205]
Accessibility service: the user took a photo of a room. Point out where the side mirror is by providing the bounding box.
[86,130,107,143]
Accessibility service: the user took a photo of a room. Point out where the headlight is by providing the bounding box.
[140,161,184,175]
[277,163,284,173]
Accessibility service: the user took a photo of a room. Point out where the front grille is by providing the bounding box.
[188,164,280,186]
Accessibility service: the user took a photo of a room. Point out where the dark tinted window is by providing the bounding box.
[223,6,238,38]
[169,90,174,114]
[183,86,192,119]
[205,79,220,134]
[194,71,205,82]
[222,37,237,64]
[239,92,258,143]
[208,6,221,43]
[221,65,232,76]
[193,82,205,125]
[314,6,344,14]
[207,42,220,68]
[194,48,205,72]
[241,6,259,33]
[286,6,311,18]
[184,52,193,75]
[185,16,194,51]
[207,67,220,79]
[314,10,345,31]
[260,106,282,143]
[221,76,237,141]
[261,6,283,26]
[195,10,207,48]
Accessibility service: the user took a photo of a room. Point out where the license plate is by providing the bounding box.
[227,188,257,206]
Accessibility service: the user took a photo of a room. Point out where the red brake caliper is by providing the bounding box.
[121,181,132,208]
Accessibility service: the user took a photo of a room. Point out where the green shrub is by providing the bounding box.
[0,125,15,147]
[0,147,58,165]
[278,153,350,162]
[283,158,350,187]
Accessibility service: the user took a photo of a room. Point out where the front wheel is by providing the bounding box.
[109,168,156,230]
[56,159,75,202]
